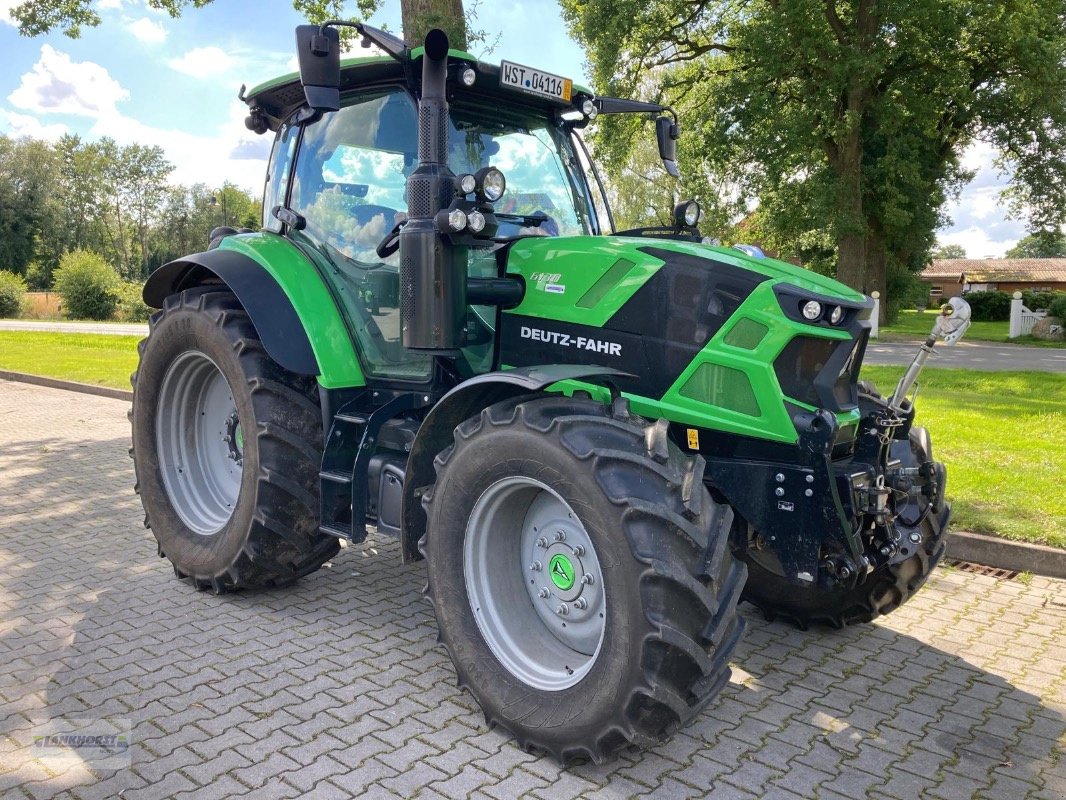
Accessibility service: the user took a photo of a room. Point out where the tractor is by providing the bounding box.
[130,21,968,763]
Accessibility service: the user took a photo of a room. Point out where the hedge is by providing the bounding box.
[0,270,27,318]
[53,250,121,321]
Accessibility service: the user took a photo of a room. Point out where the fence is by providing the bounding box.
[1009,291,1045,338]
[23,292,62,319]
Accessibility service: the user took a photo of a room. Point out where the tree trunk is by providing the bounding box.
[401,0,467,49]
[866,228,887,324]
[833,134,867,293]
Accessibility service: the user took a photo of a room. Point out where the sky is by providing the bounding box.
[0,0,1028,257]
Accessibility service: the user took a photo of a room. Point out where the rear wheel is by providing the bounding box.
[130,287,338,591]
[423,395,746,763]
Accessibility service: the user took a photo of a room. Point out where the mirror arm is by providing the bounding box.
[322,20,410,64]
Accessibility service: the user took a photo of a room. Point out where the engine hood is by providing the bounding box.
[504,235,868,309]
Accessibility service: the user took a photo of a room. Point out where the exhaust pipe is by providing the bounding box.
[400,28,465,353]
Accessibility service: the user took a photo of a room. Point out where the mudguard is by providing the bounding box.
[400,364,634,562]
[145,247,319,376]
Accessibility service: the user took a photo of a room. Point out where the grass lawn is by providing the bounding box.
[861,366,1065,548]
[0,331,141,389]
[0,331,1061,546]
[879,309,1065,347]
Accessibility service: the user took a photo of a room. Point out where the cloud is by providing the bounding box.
[168,46,235,79]
[939,140,1024,257]
[8,45,268,192]
[8,45,129,117]
[229,138,271,160]
[127,17,167,44]
[0,110,68,141]
[87,99,271,192]
[937,225,1024,260]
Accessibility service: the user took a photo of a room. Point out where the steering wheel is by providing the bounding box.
[376,220,403,259]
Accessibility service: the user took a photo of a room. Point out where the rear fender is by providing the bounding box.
[143,233,364,387]
[400,365,634,562]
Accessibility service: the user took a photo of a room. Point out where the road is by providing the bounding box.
[0,320,149,336]
[1,379,1064,800]
[863,340,1066,372]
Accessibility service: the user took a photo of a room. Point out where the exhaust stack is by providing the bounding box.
[400,29,465,353]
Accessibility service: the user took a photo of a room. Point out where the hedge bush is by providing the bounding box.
[1020,290,1063,311]
[116,281,153,322]
[964,290,1012,322]
[53,250,120,320]
[0,270,27,318]
[1049,294,1066,321]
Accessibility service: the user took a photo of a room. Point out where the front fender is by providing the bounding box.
[144,233,364,388]
[400,365,634,562]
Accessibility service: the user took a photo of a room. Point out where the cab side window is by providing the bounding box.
[262,123,297,232]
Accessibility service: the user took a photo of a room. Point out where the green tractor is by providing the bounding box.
[130,21,967,762]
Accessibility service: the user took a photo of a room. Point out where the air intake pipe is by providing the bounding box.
[400,29,465,353]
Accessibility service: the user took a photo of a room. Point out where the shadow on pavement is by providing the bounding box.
[0,430,1063,798]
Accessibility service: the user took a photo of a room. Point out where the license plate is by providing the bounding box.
[500,60,572,102]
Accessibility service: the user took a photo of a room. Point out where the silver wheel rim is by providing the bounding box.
[156,350,244,535]
[464,477,606,691]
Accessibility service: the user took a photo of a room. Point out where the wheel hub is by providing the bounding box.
[155,350,244,536]
[463,477,606,691]
[548,553,575,591]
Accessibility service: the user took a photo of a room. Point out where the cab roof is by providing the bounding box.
[244,47,593,131]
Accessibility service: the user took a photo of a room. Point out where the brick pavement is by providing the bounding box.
[0,379,1063,799]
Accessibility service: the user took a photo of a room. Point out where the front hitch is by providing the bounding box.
[888,296,971,411]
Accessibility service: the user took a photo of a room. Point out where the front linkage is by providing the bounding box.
[712,300,970,624]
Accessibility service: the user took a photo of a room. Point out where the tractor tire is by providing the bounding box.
[422,394,746,763]
[736,390,949,628]
[130,287,339,592]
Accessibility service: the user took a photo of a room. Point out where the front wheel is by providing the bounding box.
[422,395,746,763]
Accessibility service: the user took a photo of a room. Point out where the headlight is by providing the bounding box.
[457,173,477,195]
[467,209,487,233]
[673,200,700,228]
[829,305,844,325]
[801,300,823,321]
[475,167,506,202]
[460,67,477,87]
[447,208,467,231]
[580,98,597,119]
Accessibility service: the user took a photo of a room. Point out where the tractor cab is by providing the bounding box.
[252,72,604,381]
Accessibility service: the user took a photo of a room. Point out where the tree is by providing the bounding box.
[13,0,472,48]
[1005,230,1066,259]
[931,244,967,260]
[0,135,59,276]
[561,0,1066,319]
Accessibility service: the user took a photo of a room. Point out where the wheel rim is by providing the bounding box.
[156,350,244,535]
[464,477,605,691]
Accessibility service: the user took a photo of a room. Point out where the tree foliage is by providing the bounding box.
[1005,230,1066,259]
[0,133,261,285]
[931,244,967,260]
[12,0,477,48]
[561,0,1066,316]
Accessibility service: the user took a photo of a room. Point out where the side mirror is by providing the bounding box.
[656,115,679,178]
[296,24,341,112]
